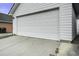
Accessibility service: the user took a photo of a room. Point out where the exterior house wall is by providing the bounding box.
[13,3,75,41]
[0,13,13,33]
[59,4,72,41]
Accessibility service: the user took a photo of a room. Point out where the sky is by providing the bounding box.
[0,3,14,14]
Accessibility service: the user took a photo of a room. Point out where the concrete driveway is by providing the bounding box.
[0,35,79,56]
[0,36,59,56]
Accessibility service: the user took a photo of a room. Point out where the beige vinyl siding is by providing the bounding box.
[59,4,72,41]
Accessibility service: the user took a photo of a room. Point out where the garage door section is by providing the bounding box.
[17,8,59,40]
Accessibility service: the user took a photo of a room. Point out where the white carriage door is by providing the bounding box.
[17,9,59,40]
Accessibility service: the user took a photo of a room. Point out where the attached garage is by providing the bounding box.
[9,3,77,42]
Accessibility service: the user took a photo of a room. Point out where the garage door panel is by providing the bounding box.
[17,9,59,40]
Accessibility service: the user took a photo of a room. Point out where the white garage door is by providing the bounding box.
[17,9,59,40]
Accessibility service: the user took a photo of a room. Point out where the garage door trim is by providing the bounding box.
[16,7,59,18]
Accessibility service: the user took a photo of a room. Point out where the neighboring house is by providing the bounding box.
[9,3,79,42]
[0,13,13,33]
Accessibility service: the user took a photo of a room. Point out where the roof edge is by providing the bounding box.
[9,3,20,15]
